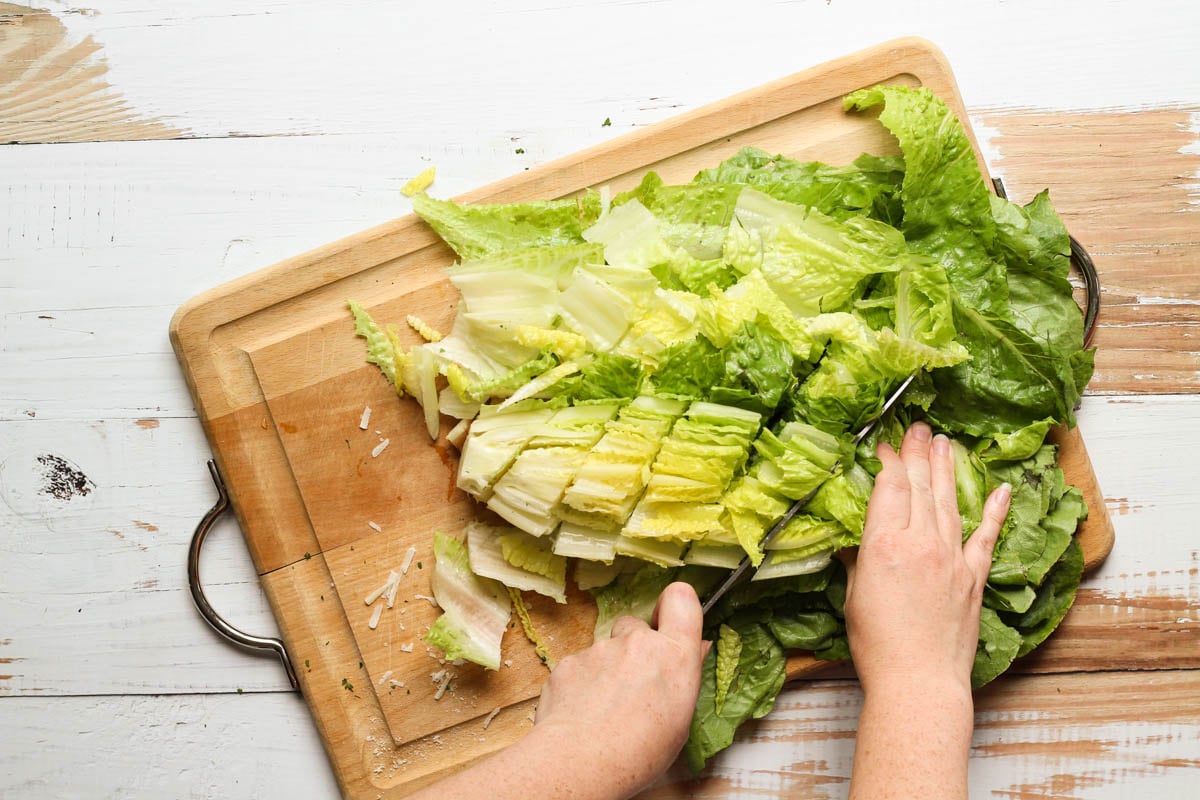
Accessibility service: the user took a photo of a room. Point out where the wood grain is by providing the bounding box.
[640,669,1200,799]
[978,107,1200,396]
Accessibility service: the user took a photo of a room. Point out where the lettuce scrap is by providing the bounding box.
[424,532,511,671]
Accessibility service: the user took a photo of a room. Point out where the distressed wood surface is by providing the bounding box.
[2,1,1198,797]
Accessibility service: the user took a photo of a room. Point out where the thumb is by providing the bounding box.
[652,582,703,650]
[964,483,1011,584]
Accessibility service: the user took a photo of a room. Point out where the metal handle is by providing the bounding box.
[188,460,299,691]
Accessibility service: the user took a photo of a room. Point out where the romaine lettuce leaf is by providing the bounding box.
[412,192,602,259]
[464,522,567,604]
[714,624,742,713]
[693,147,904,224]
[845,85,1005,317]
[424,532,512,670]
[1002,536,1084,658]
[348,300,402,391]
[724,188,912,317]
[614,171,742,260]
[685,619,786,772]
[846,84,1091,436]
[590,562,676,640]
[971,606,1023,688]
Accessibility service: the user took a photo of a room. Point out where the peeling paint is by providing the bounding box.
[0,3,185,143]
[35,453,94,501]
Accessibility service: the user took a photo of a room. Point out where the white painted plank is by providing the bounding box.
[0,692,341,799]
[31,0,1200,145]
[0,416,295,696]
[0,133,528,420]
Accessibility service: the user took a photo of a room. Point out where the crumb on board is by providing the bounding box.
[400,545,417,574]
[413,593,439,608]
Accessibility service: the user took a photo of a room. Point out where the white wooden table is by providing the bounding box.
[2,2,1198,797]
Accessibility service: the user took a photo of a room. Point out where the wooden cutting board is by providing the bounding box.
[170,37,1115,799]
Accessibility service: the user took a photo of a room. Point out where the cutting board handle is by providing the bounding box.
[188,460,300,691]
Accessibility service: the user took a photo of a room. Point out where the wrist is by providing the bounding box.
[859,659,974,700]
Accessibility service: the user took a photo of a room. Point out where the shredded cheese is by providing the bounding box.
[400,642,415,653]
[400,545,417,574]
[384,570,402,608]
[377,670,394,687]
[482,707,502,729]
[413,593,439,608]
[365,569,401,608]
[433,671,453,701]
[359,405,372,430]
[371,438,390,458]
[367,521,382,533]
[368,602,385,630]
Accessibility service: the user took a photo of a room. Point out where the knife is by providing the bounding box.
[699,372,918,615]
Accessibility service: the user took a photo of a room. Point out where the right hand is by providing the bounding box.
[531,581,707,797]
[841,422,1011,698]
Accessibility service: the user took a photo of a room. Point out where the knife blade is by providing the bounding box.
[699,372,918,615]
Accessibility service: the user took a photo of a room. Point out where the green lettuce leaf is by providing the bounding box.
[413,192,602,259]
[765,609,842,651]
[971,606,1023,688]
[685,620,786,772]
[844,85,1005,316]
[614,171,742,260]
[724,188,912,317]
[692,147,904,224]
[556,353,645,401]
[347,300,401,390]
[591,562,676,640]
[846,84,1091,436]
[1002,537,1085,657]
[714,624,742,713]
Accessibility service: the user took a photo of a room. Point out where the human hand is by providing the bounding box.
[406,582,705,800]
[842,421,1011,700]
[530,581,707,798]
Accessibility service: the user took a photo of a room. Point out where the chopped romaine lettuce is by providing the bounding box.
[714,624,742,713]
[465,522,567,604]
[424,532,511,670]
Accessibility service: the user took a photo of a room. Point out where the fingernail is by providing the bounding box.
[995,482,1012,503]
[932,433,950,454]
[912,422,931,442]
